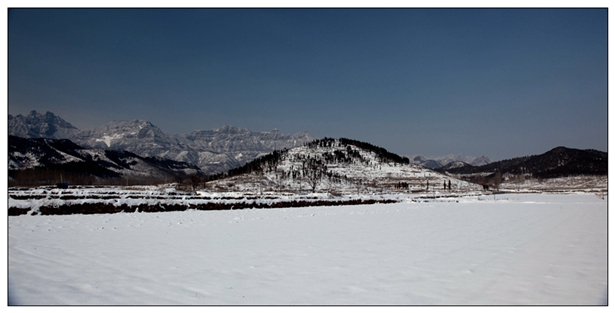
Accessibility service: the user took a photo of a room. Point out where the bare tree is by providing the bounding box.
[305,161,327,193]
[189,173,201,192]
[493,170,503,191]
[174,174,185,185]
[514,173,525,191]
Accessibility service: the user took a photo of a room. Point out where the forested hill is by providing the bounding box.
[225,137,410,178]
[204,137,481,195]
[334,138,411,165]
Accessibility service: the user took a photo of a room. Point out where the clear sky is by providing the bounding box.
[7,8,608,161]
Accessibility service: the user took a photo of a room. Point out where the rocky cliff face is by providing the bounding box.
[71,120,182,156]
[183,126,316,168]
[72,122,317,174]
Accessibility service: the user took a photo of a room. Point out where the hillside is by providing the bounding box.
[8,136,201,186]
[207,138,481,195]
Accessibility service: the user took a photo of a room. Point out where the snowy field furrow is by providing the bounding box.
[8,194,607,305]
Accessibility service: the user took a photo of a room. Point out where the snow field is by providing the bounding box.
[8,194,607,305]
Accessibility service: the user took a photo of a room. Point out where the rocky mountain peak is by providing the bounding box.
[213,125,250,134]
[470,156,492,166]
[9,110,80,139]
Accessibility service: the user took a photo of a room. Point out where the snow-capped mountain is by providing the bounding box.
[8,111,317,174]
[211,138,481,194]
[436,154,492,167]
[411,155,444,169]
[465,155,492,166]
[8,135,201,185]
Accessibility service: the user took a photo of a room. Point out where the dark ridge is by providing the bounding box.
[438,146,607,178]
[8,135,203,186]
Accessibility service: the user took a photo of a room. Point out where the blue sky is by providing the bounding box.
[8,8,607,160]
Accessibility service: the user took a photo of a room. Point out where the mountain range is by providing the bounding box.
[9,110,606,188]
[9,110,493,174]
[8,130,608,191]
[9,110,316,174]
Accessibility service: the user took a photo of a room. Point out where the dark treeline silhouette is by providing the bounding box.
[308,137,410,165]
[338,138,410,165]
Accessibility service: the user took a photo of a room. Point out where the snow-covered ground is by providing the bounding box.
[8,193,607,305]
[499,175,607,193]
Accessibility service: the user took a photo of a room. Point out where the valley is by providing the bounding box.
[8,110,608,217]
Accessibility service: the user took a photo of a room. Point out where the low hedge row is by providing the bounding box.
[9,199,398,216]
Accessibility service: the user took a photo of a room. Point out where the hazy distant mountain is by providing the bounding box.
[411,155,443,169]
[71,119,185,159]
[9,110,80,139]
[8,110,317,174]
[183,126,316,168]
[411,154,492,169]
[438,161,471,171]
[71,122,317,174]
[466,156,492,166]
